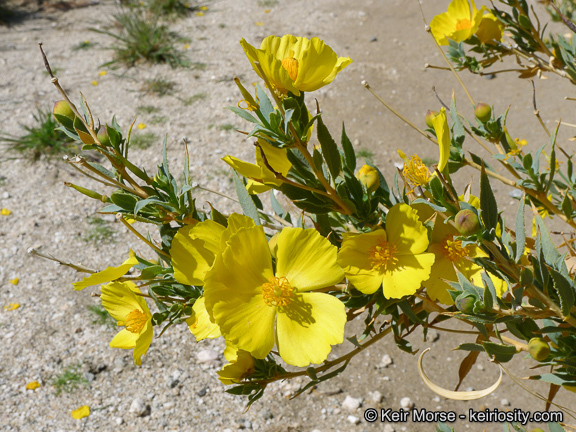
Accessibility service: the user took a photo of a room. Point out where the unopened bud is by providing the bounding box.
[455,293,476,314]
[355,164,379,192]
[97,126,111,146]
[425,110,439,128]
[454,209,480,236]
[527,337,550,362]
[53,100,76,130]
[474,103,492,123]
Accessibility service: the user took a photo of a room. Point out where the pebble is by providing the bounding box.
[477,364,485,371]
[370,390,383,403]
[347,415,360,425]
[166,376,179,389]
[425,330,440,342]
[115,418,123,425]
[342,395,362,411]
[400,397,413,409]
[258,408,274,420]
[501,398,511,406]
[197,386,208,397]
[380,354,393,368]
[196,349,219,364]
[384,425,395,432]
[129,398,149,417]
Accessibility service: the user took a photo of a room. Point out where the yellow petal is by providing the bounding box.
[204,226,276,358]
[219,213,255,249]
[276,292,345,366]
[222,155,262,180]
[73,251,138,291]
[9,278,19,285]
[276,228,344,291]
[110,328,138,349]
[218,349,256,385]
[26,381,41,390]
[186,297,221,340]
[101,281,150,322]
[431,108,450,173]
[386,204,429,255]
[476,12,504,44]
[257,139,292,185]
[425,246,459,304]
[71,405,90,420]
[132,320,153,365]
[382,253,435,299]
[171,220,226,286]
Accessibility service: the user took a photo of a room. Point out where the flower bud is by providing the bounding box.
[474,103,492,123]
[97,126,111,146]
[355,164,379,192]
[527,337,550,362]
[455,293,476,314]
[53,100,76,130]
[425,110,439,128]
[454,209,480,236]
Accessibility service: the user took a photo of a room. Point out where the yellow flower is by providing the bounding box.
[204,226,346,367]
[356,165,379,192]
[223,139,292,194]
[1,208,11,216]
[73,250,138,291]
[240,34,352,96]
[504,138,527,160]
[171,213,255,286]
[476,12,504,44]
[398,151,432,192]
[26,381,41,390]
[218,342,256,385]
[71,405,90,420]
[338,204,435,298]
[430,0,485,46]
[4,303,20,311]
[431,107,450,172]
[9,278,19,285]
[186,296,221,340]
[137,123,146,130]
[101,281,153,365]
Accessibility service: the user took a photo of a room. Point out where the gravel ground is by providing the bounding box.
[1,0,575,431]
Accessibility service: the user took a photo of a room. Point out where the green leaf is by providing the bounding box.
[436,422,454,432]
[546,122,560,193]
[480,162,498,232]
[535,215,560,265]
[227,106,259,124]
[232,170,260,225]
[549,268,575,317]
[549,423,567,432]
[455,343,484,352]
[514,197,526,263]
[341,123,356,172]
[482,341,517,363]
[317,116,342,179]
[561,191,573,219]
[450,95,465,142]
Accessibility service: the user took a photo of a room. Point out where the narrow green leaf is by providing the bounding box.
[549,268,575,316]
[317,116,342,179]
[514,196,526,263]
[480,162,498,232]
[450,94,465,140]
[546,122,560,193]
[232,171,260,225]
[226,106,259,124]
[341,123,356,172]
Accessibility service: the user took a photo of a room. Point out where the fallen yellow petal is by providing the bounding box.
[91,80,98,86]
[255,22,264,26]
[26,381,41,391]
[264,9,271,13]
[1,208,11,216]
[9,278,19,285]
[195,11,204,16]
[137,123,146,130]
[4,303,20,311]
[200,6,208,10]
[99,71,107,76]
[71,405,90,420]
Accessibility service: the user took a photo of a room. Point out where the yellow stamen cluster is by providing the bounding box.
[442,236,469,262]
[369,240,399,271]
[120,309,148,333]
[281,50,299,81]
[262,276,294,307]
[403,154,432,192]
[455,18,472,31]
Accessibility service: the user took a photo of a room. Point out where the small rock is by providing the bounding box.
[235,418,252,429]
[353,138,361,146]
[197,386,208,397]
[400,397,413,409]
[83,372,95,383]
[166,376,179,389]
[129,398,149,417]
[342,395,361,411]
[370,391,383,403]
[501,398,511,406]
[384,425,395,432]
[425,330,440,342]
[509,189,523,199]
[380,354,393,368]
[347,415,360,425]
[196,349,219,364]
[432,396,440,403]
[258,408,274,420]
[115,417,123,425]
[369,37,378,42]
[477,364,485,371]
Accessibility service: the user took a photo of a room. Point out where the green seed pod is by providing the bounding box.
[474,103,492,123]
[425,110,439,128]
[527,337,550,362]
[454,209,480,236]
[53,100,76,130]
[97,126,111,146]
[455,293,476,314]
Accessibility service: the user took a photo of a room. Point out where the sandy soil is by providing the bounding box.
[1,0,575,431]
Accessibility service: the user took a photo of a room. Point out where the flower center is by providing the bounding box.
[120,309,148,333]
[262,276,294,307]
[455,18,472,31]
[369,240,398,271]
[442,236,469,262]
[403,154,431,192]
[281,50,299,81]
